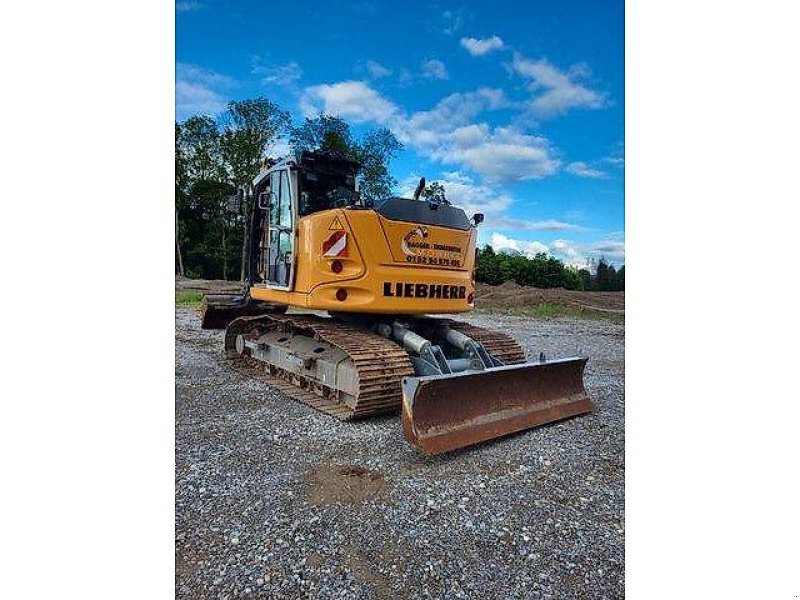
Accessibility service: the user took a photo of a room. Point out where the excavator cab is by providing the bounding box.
[200,152,360,325]
[260,167,293,288]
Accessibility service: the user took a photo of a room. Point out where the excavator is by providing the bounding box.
[201,150,592,455]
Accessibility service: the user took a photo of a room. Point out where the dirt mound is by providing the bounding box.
[475,281,625,313]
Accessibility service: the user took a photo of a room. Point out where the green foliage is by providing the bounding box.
[179,178,238,279]
[591,258,625,291]
[290,114,353,155]
[176,103,405,280]
[175,291,203,306]
[562,267,585,291]
[475,246,624,291]
[354,127,402,201]
[179,115,226,182]
[175,99,290,280]
[289,114,402,202]
[220,98,291,187]
[220,98,291,280]
[422,181,448,203]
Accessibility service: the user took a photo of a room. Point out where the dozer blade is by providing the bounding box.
[402,357,593,455]
[200,293,263,330]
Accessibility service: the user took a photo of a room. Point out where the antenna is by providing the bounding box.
[413,177,426,200]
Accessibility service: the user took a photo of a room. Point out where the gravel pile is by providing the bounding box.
[176,309,624,599]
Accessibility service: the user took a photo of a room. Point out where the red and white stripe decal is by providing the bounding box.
[322,230,348,257]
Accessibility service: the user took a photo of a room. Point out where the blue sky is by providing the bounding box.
[176,0,624,267]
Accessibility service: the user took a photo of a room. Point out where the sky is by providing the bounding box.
[176,0,624,268]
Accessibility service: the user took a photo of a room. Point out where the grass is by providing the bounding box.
[474,302,621,323]
[176,291,203,307]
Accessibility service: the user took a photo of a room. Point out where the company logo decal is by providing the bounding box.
[400,226,463,267]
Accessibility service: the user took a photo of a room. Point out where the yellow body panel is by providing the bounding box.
[249,208,476,314]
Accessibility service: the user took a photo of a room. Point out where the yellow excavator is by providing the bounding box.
[201,150,592,454]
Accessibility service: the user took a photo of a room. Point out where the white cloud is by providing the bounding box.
[603,146,625,168]
[398,172,581,232]
[399,88,507,147]
[551,239,589,269]
[492,217,583,231]
[553,237,626,268]
[566,161,607,178]
[422,59,449,80]
[399,171,510,218]
[460,35,505,56]
[252,60,302,87]
[394,90,559,183]
[398,68,413,85]
[490,233,549,257]
[299,80,400,123]
[365,60,392,79]
[175,63,231,118]
[442,9,465,35]
[586,239,626,260]
[300,80,559,183]
[439,172,511,216]
[434,126,560,183]
[176,1,201,12]
[512,54,606,118]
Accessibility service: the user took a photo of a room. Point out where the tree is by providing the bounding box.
[475,245,505,285]
[563,267,585,291]
[289,114,353,155]
[422,181,448,204]
[183,179,236,279]
[177,116,228,278]
[179,115,225,182]
[595,258,613,291]
[578,268,592,291]
[289,114,402,203]
[219,98,291,281]
[175,122,187,276]
[474,245,624,291]
[354,127,402,202]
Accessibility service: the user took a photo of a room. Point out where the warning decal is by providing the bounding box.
[322,230,348,257]
[328,216,344,230]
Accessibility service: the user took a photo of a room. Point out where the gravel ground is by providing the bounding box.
[176,308,624,599]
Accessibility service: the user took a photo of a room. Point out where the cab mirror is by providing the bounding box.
[259,190,276,210]
[472,213,484,226]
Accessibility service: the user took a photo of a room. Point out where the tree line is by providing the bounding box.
[175,96,624,291]
[175,98,401,281]
[475,246,625,291]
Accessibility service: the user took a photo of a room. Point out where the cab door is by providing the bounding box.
[266,168,294,288]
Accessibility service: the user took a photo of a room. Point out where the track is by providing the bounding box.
[222,313,527,421]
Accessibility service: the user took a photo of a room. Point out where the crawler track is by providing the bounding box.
[223,313,527,420]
